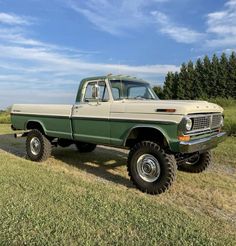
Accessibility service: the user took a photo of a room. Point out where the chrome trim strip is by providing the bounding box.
[187,129,219,136]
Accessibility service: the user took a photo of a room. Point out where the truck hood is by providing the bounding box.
[122,100,223,115]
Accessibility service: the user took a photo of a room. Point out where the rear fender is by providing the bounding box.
[25,120,47,134]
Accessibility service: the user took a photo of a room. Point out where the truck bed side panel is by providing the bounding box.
[11,104,73,139]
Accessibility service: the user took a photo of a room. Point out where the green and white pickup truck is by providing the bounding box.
[11,75,226,194]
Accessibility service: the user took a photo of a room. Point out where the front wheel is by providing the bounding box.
[128,141,177,195]
[178,151,212,173]
[26,129,52,162]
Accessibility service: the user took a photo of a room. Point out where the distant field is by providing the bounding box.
[0,124,235,245]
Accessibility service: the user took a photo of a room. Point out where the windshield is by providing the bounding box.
[109,80,158,100]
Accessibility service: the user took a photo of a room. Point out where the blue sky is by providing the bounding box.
[0,0,235,108]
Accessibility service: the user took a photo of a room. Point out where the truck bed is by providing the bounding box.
[11,104,73,139]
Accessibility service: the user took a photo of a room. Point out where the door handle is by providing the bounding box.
[74,105,82,109]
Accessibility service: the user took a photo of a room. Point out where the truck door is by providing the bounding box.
[71,80,110,144]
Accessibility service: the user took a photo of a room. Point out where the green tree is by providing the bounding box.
[228,51,236,98]
[153,86,164,99]
[210,54,220,98]
[218,53,229,97]
[162,51,236,100]
[193,58,204,99]
[202,55,212,97]
[186,60,195,99]
[163,72,174,99]
[172,72,179,99]
[177,63,188,99]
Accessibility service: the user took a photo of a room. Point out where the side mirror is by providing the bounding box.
[92,84,100,100]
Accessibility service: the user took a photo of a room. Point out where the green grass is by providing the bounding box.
[206,98,236,135]
[0,124,235,245]
[224,106,236,136]
[207,98,236,136]
[0,111,10,124]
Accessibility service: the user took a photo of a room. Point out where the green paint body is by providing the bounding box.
[11,113,180,151]
[11,114,73,139]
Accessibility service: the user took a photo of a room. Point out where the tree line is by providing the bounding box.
[153,52,236,99]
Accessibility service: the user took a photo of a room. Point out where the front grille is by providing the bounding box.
[212,114,221,129]
[188,113,222,133]
[192,116,211,131]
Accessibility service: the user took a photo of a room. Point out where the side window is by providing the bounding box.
[84,82,95,101]
[112,87,120,100]
[84,81,109,102]
[128,86,147,99]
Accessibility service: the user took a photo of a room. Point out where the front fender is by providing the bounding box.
[123,124,177,148]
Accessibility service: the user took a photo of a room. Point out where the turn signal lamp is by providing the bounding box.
[178,135,190,141]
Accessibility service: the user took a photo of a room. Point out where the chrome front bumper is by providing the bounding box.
[179,132,227,153]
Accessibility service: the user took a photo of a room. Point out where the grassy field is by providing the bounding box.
[224,106,236,136]
[0,110,10,124]
[0,123,235,245]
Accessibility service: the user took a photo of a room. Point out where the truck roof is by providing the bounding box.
[76,75,149,102]
[81,74,148,83]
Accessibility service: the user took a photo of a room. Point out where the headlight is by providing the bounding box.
[220,116,224,126]
[185,117,193,131]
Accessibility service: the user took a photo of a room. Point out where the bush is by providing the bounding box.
[223,119,236,136]
[208,97,236,107]
[223,104,236,136]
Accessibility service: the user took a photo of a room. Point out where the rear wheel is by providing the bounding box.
[26,129,52,162]
[75,142,97,153]
[178,151,212,173]
[128,141,176,195]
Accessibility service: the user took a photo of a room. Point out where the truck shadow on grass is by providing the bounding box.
[0,134,26,157]
[0,134,133,188]
[52,146,133,188]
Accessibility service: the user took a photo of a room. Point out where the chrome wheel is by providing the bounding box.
[137,154,160,182]
[30,137,41,155]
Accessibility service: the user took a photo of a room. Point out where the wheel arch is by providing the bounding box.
[25,120,47,134]
[123,125,171,149]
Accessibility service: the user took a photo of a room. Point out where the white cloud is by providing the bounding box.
[206,0,236,47]
[67,0,236,50]
[0,11,179,108]
[67,0,203,45]
[0,44,179,76]
[151,11,204,44]
[0,12,30,25]
[67,0,168,35]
